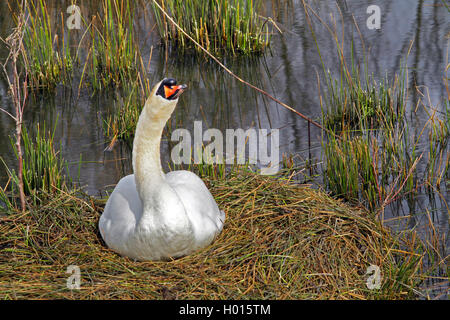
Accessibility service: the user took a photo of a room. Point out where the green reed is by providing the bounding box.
[22,0,72,90]
[88,0,138,91]
[322,64,406,133]
[301,3,434,211]
[151,0,270,56]
[0,121,70,211]
[0,177,14,214]
[15,123,69,196]
[321,71,429,211]
[169,158,227,181]
[321,69,450,211]
[321,54,415,208]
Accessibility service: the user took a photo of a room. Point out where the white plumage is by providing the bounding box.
[99,79,225,261]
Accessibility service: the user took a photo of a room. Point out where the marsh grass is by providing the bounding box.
[319,54,420,210]
[87,0,138,91]
[0,166,424,299]
[170,161,227,181]
[323,67,406,133]
[19,122,69,195]
[301,3,447,211]
[20,0,73,90]
[321,92,432,211]
[323,134,376,208]
[151,0,271,56]
[0,121,70,212]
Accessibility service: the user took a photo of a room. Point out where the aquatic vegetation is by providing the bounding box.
[323,121,426,211]
[151,0,271,56]
[324,134,378,209]
[0,122,70,211]
[319,53,418,210]
[87,0,138,91]
[318,42,448,213]
[1,8,29,212]
[0,184,13,214]
[18,123,69,196]
[303,4,435,211]
[21,0,73,90]
[323,68,406,133]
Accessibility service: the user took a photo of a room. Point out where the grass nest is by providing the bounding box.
[0,168,423,299]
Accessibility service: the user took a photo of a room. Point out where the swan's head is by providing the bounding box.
[155,78,187,101]
[145,78,187,117]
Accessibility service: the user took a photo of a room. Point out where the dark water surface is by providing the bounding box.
[0,0,448,298]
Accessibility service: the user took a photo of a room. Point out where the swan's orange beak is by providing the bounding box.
[164,84,187,100]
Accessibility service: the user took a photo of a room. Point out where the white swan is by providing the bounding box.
[99,78,225,261]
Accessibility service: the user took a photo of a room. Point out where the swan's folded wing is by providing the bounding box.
[99,174,142,251]
[165,170,225,246]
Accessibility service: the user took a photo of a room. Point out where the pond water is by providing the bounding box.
[0,0,448,298]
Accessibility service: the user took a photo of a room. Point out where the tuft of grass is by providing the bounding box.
[323,68,406,133]
[320,60,419,210]
[18,123,69,196]
[20,0,73,90]
[0,121,70,211]
[87,0,138,91]
[0,167,424,299]
[151,0,271,56]
[323,134,377,209]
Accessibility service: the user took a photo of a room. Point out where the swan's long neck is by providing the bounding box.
[132,94,177,205]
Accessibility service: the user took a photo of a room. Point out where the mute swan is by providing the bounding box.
[99,78,225,261]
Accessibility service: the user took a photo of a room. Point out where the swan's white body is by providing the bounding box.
[99,80,225,261]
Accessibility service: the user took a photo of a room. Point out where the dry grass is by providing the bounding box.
[0,168,423,299]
